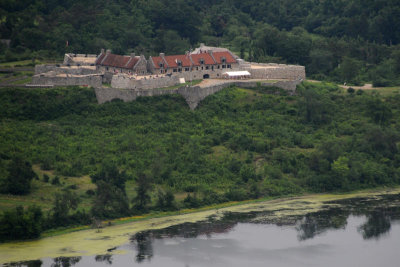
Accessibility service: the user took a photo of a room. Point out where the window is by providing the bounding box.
[206,66,209,70]
[222,65,226,68]
[106,67,109,71]
[185,67,189,71]
[217,65,220,69]
[196,67,199,70]
[221,57,226,64]
[177,61,182,67]
[159,63,163,68]
[227,64,231,68]
[173,69,177,72]
[199,58,204,64]
[178,68,182,72]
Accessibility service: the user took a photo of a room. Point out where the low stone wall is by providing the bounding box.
[111,75,180,90]
[95,80,301,109]
[31,75,102,88]
[178,83,234,109]
[95,87,178,104]
[35,64,99,75]
[35,64,58,74]
[247,64,305,80]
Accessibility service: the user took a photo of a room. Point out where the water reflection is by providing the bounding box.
[358,210,392,239]
[4,260,42,267]
[51,257,81,267]
[296,208,349,241]
[131,232,154,262]
[94,254,113,265]
[7,194,400,266]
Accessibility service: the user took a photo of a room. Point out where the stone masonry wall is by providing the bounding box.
[245,63,305,80]
[35,64,99,75]
[94,87,178,104]
[111,75,180,90]
[95,80,301,109]
[32,75,102,88]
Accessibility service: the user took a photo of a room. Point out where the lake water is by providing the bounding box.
[5,194,400,267]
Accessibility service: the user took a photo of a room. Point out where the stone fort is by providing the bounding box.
[31,44,306,109]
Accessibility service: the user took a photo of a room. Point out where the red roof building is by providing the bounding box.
[96,49,147,75]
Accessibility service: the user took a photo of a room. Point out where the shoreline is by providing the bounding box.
[1,186,400,264]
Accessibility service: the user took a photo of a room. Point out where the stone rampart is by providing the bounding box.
[31,74,102,88]
[246,63,305,80]
[178,83,233,109]
[94,80,301,109]
[35,64,58,74]
[111,75,180,90]
[94,87,178,104]
[35,64,99,75]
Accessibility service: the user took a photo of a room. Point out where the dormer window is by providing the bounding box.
[199,58,205,64]
[159,62,164,68]
[221,57,226,64]
[177,60,182,67]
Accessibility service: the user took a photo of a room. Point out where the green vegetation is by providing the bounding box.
[0,82,399,240]
[1,0,400,86]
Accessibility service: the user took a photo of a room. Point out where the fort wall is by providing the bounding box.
[245,63,305,80]
[32,74,102,88]
[94,80,301,109]
[35,64,99,75]
[111,75,180,90]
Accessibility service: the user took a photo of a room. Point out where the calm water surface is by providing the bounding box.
[6,194,400,267]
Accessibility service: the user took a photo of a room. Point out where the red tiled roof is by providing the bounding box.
[125,57,140,69]
[101,54,130,68]
[151,56,166,69]
[213,51,237,64]
[163,54,192,68]
[190,53,216,66]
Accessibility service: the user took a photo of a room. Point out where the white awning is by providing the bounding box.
[223,71,251,77]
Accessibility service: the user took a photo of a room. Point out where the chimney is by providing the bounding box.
[106,49,111,55]
[200,43,205,47]
[207,50,213,54]
[130,53,136,58]
[159,53,165,58]
[101,48,105,54]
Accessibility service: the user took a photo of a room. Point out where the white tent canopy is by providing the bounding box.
[223,71,251,77]
[222,71,251,78]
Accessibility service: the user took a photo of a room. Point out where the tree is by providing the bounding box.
[91,180,130,219]
[51,190,80,226]
[4,157,37,195]
[132,173,153,213]
[91,162,128,192]
[0,205,43,241]
[155,189,177,211]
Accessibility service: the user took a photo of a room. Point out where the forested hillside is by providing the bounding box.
[1,0,400,85]
[0,83,399,240]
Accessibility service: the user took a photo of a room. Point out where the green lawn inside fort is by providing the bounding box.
[0,81,400,241]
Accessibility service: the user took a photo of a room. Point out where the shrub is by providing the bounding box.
[347,87,355,94]
[51,176,60,185]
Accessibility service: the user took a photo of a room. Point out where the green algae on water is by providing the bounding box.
[1,187,400,264]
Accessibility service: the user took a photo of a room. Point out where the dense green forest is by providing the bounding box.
[1,0,400,85]
[0,83,399,240]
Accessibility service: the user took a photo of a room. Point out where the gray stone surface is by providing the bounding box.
[31,74,102,87]
[94,80,302,109]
